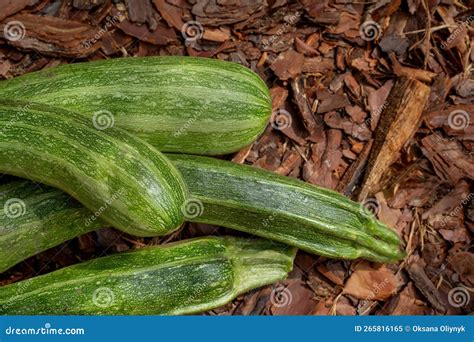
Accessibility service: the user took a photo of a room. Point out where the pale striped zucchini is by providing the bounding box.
[0,237,295,315]
[0,57,271,155]
[0,154,403,273]
[0,180,105,273]
[0,100,187,238]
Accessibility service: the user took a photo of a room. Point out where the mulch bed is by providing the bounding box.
[0,0,472,315]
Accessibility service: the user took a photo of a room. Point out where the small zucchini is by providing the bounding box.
[1,154,403,273]
[0,57,271,155]
[0,237,295,315]
[0,100,186,238]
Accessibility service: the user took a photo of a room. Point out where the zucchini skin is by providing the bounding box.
[0,100,186,238]
[1,154,403,273]
[0,237,295,315]
[0,57,271,155]
[0,180,105,273]
[168,154,404,263]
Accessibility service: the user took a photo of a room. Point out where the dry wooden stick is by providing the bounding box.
[357,77,431,201]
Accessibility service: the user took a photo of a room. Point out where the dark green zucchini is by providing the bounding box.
[1,154,403,273]
[0,100,186,238]
[0,237,295,315]
[0,57,271,155]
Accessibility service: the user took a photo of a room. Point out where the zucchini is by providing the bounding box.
[169,154,403,263]
[0,180,105,273]
[0,57,271,155]
[1,155,403,273]
[0,237,295,315]
[0,100,186,238]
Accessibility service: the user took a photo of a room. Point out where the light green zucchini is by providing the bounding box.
[0,154,403,273]
[0,100,186,238]
[0,237,295,315]
[0,57,271,155]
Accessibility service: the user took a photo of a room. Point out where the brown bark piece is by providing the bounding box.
[270,50,304,81]
[343,262,398,301]
[302,56,334,73]
[0,0,32,21]
[336,139,373,197]
[389,54,436,83]
[421,134,474,184]
[125,0,152,24]
[304,129,341,189]
[367,80,394,131]
[358,77,431,200]
[270,86,288,111]
[316,92,351,114]
[316,261,346,286]
[73,0,105,10]
[290,76,325,142]
[324,111,371,141]
[380,282,431,315]
[274,149,302,176]
[405,262,446,312]
[424,104,474,140]
[270,279,318,315]
[153,0,184,31]
[422,180,470,221]
[0,13,111,57]
[448,252,474,287]
[118,19,177,45]
[191,0,266,26]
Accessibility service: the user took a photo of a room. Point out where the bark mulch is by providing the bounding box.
[0,0,473,315]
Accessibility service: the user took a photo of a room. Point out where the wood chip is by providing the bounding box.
[343,262,398,301]
[358,77,430,200]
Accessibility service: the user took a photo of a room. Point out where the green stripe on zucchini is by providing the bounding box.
[0,237,295,315]
[0,180,105,273]
[0,57,271,155]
